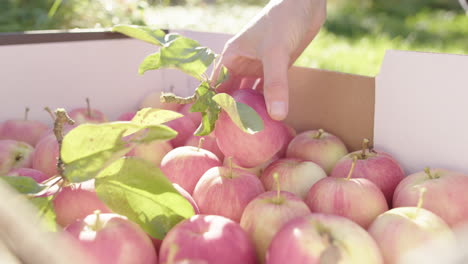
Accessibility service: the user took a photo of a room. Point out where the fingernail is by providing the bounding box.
[269,101,286,120]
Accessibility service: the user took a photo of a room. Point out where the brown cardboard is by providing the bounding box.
[286,66,375,152]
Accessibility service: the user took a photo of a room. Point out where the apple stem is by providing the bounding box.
[424,167,435,179]
[314,129,324,139]
[361,138,370,159]
[93,210,102,231]
[273,172,281,203]
[197,137,205,152]
[86,98,91,118]
[44,107,56,121]
[52,108,75,176]
[416,187,427,214]
[346,155,358,180]
[24,107,30,121]
[160,92,198,104]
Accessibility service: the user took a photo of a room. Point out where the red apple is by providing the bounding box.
[160,146,221,194]
[276,124,296,158]
[65,212,157,264]
[179,103,201,126]
[286,129,348,174]
[0,108,49,146]
[0,139,34,174]
[240,190,311,263]
[193,166,265,222]
[224,154,279,177]
[260,158,326,199]
[185,134,224,161]
[393,168,468,227]
[166,116,197,148]
[368,206,455,264]
[53,180,111,227]
[32,133,59,177]
[214,89,288,168]
[7,168,50,183]
[68,98,108,124]
[126,140,173,167]
[117,111,136,121]
[266,213,384,264]
[159,215,256,264]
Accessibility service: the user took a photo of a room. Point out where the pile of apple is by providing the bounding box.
[1,88,468,264]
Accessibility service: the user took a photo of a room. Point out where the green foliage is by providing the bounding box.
[0,176,46,195]
[190,81,220,136]
[30,196,57,232]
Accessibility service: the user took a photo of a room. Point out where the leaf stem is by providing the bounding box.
[52,108,75,177]
[346,156,358,180]
[160,92,198,104]
[44,107,56,121]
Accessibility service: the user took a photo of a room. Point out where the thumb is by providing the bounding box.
[262,50,290,121]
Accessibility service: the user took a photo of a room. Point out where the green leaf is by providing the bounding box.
[215,65,230,87]
[30,196,57,232]
[212,93,264,134]
[112,25,167,46]
[95,157,194,239]
[0,176,46,194]
[189,82,220,136]
[131,108,183,127]
[138,52,161,75]
[130,125,178,144]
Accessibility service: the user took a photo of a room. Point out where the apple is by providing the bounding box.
[266,213,384,264]
[160,146,221,194]
[126,140,173,167]
[179,103,201,127]
[159,214,256,264]
[260,158,326,199]
[185,134,224,161]
[286,129,348,174]
[193,166,265,222]
[117,111,136,121]
[214,89,288,168]
[240,189,311,263]
[224,154,279,177]
[140,91,181,111]
[304,157,388,228]
[173,183,200,214]
[0,140,34,174]
[68,98,108,124]
[369,189,456,264]
[53,180,111,227]
[65,211,157,264]
[32,133,59,177]
[330,138,405,205]
[0,107,49,146]
[7,168,50,183]
[276,124,296,158]
[393,167,468,227]
[166,115,197,148]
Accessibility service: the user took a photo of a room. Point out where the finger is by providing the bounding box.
[262,50,289,121]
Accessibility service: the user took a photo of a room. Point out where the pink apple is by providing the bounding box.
[368,206,455,264]
[240,191,311,263]
[7,168,50,183]
[286,129,348,174]
[0,140,34,174]
[166,116,197,148]
[393,168,468,227]
[159,215,256,264]
[139,91,181,111]
[330,139,405,205]
[117,111,136,121]
[53,180,111,227]
[160,146,221,194]
[32,133,59,177]
[65,212,157,264]
[276,124,296,158]
[214,89,288,168]
[0,108,49,146]
[68,98,108,124]
[185,134,224,161]
[224,154,279,177]
[126,140,173,167]
[179,104,201,126]
[266,213,384,264]
[193,166,265,222]
[260,158,326,199]
[173,183,200,214]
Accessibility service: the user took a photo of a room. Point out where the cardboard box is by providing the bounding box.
[0,29,467,262]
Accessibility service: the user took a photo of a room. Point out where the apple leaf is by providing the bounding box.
[190,82,220,136]
[130,108,183,127]
[215,65,229,88]
[212,93,264,134]
[138,52,161,75]
[95,157,194,239]
[0,176,46,195]
[112,25,166,46]
[30,196,57,232]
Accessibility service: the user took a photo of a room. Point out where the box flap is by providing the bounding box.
[374,50,468,175]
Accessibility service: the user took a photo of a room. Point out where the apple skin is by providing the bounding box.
[330,150,405,205]
[126,140,173,167]
[393,168,468,227]
[260,158,326,199]
[185,134,224,161]
[166,116,197,148]
[65,213,157,264]
[304,177,388,228]
[117,111,136,121]
[193,166,265,222]
[0,119,49,147]
[0,140,34,174]
[286,129,348,174]
[368,207,456,264]
[7,168,50,183]
[224,154,279,177]
[68,108,108,124]
[160,146,221,194]
[214,89,288,168]
[276,124,296,158]
[266,213,384,264]
[240,191,311,263]
[159,214,256,264]
[179,104,202,127]
[31,133,59,177]
[53,180,111,227]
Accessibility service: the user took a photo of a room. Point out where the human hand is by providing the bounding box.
[212,0,327,120]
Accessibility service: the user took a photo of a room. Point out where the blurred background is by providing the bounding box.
[1,0,467,76]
